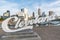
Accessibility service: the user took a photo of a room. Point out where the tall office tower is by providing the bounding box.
[21,8,28,21]
[21,8,24,12]
[48,11,57,20]
[49,11,58,19]
[49,11,54,16]
[38,8,41,17]
[42,12,46,17]
[20,8,29,26]
[32,12,35,19]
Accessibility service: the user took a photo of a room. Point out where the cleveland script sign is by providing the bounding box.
[2,16,33,32]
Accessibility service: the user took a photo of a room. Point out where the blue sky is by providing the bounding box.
[0,0,60,16]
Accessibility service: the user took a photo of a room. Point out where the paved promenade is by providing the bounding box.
[33,26,60,40]
[0,26,60,40]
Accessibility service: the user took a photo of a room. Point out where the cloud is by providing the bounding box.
[41,0,60,16]
[0,0,60,16]
[48,0,60,7]
[0,0,41,16]
[0,0,19,16]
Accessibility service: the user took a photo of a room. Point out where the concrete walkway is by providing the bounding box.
[33,26,60,40]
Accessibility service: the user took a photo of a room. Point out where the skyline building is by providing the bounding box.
[21,8,24,12]
[32,12,35,19]
[48,11,58,20]
[22,8,28,21]
[3,10,10,17]
[49,11,54,16]
[3,10,10,19]
[16,8,28,20]
[38,8,41,17]
[42,12,46,17]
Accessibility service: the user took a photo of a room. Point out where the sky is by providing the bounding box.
[0,0,60,16]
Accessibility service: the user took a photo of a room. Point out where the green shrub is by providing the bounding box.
[0,18,4,21]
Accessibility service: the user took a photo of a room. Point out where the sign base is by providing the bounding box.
[1,29,41,40]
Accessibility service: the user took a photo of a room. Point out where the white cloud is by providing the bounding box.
[48,1,60,7]
[0,0,19,16]
[41,0,60,16]
[0,0,60,16]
